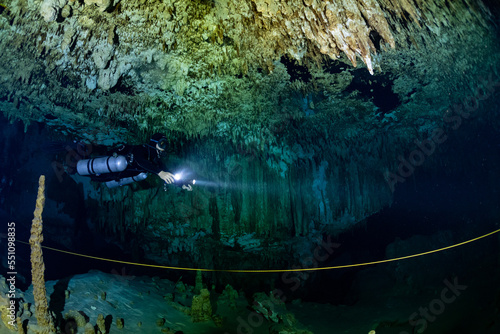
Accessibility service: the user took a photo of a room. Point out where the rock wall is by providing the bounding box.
[77,127,414,272]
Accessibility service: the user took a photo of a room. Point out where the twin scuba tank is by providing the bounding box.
[76,155,147,188]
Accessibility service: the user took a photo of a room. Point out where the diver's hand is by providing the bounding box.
[182,184,193,191]
[158,171,174,184]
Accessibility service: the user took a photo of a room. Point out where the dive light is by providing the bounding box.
[173,172,196,186]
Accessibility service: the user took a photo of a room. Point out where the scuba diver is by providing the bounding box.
[76,133,194,190]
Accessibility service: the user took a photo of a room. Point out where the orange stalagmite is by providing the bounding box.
[29,175,56,334]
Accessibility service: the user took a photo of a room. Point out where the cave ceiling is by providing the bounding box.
[1,0,497,140]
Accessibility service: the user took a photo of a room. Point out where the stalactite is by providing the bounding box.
[209,191,220,237]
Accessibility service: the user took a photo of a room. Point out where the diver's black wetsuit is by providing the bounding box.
[90,143,164,182]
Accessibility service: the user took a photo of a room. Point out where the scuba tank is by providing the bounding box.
[77,155,128,176]
[105,172,148,188]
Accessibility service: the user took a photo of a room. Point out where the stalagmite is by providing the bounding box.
[29,175,56,334]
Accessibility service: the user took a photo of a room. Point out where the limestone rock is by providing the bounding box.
[96,313,106,333]
[98,66,119,90]
[219,284,238,309]
[116,317,124,329]
[92,42,114,70]
[84,323,95,334]
[194,270,203,294]
[61,27,76,51]
[84,0,112,12]
[191,289,212,322]
[40,0,68,22]
[64,310,87,328]
[61,4,72,18]
[0,292,16,330]
[252,291,293,323]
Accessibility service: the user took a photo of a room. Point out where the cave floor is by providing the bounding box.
[3,256,499,334]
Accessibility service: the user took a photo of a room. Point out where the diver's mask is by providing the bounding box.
[150,135,168,153]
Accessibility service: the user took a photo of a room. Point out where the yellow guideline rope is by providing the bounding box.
[16,228,500,273]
